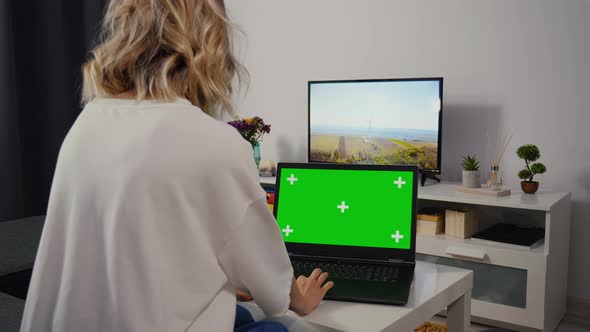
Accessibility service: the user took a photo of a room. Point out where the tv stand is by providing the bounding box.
[420,172,441,186]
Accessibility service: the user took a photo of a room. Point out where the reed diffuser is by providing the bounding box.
[487,133,512,190]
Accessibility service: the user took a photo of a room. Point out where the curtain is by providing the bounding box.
[0,0,107,221]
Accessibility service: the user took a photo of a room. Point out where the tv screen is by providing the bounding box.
[308,78,443,172]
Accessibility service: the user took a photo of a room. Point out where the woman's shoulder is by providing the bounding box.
[81,97,254,166]
[174,110,250,153]
[83,97,252,161]
[154,103,253,162]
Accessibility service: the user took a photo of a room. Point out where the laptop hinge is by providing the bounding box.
[388,259,415,266]
[289,254,412,265]
[289,254,366,262]
[387,259,405,263]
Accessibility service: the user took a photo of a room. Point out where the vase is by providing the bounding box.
[521,181,539,194]
[462,170,481,188]
[252,142,261,169]
[487,164,503,190]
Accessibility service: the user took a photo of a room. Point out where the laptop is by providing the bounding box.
[273,162,418,305]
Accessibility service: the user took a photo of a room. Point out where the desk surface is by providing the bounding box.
[261,176,569,211]
[242,261,473,332]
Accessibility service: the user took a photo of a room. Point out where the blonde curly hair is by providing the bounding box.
[82,0,245,115]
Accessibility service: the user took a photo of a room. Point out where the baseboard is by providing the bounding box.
[564,296,590,328]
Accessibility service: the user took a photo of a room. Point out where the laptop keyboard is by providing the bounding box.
[292,260,401,283]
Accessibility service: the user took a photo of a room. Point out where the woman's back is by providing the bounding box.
[20,98,293,331]
[20,1,334,329]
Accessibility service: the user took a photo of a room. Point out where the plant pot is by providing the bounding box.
[521,181,539,194]
[462,170,481,188]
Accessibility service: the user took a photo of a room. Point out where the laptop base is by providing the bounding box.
[293,258,415,305]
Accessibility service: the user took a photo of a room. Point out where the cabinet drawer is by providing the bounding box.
[417,253,527,308]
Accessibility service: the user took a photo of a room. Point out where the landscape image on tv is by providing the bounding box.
[309,80,441,170]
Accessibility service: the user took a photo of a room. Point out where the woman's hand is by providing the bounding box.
[289,269,334,316]
[236,289,253,302]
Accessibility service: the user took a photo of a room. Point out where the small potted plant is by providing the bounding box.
[516,144,547,194]
[461,155,481,188]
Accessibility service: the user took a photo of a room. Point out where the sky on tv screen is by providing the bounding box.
[310,80,440,140]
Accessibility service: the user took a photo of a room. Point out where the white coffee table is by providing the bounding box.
[241,261,473,332]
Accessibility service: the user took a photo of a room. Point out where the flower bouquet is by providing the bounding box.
[228,116,271,168]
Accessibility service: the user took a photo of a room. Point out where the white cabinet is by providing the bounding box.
[417,183,571,332]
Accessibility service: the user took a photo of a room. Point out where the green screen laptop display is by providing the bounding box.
[275,168,414,249]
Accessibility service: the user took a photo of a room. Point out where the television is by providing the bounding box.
[308,78,443,185]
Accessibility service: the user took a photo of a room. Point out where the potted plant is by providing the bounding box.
[516,144,547,194]
[461,155,481,188]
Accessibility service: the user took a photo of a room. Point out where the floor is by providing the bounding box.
[476,321,590,332]
[471,321,590,332]
[550,321,590,332]
[429,315,590,332]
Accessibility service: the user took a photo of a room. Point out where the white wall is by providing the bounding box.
[226,0,590,301]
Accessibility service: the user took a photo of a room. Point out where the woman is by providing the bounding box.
[19,0,333,331]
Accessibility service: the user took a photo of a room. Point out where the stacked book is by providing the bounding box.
[416,207,445,235]
[471,223,545,250]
